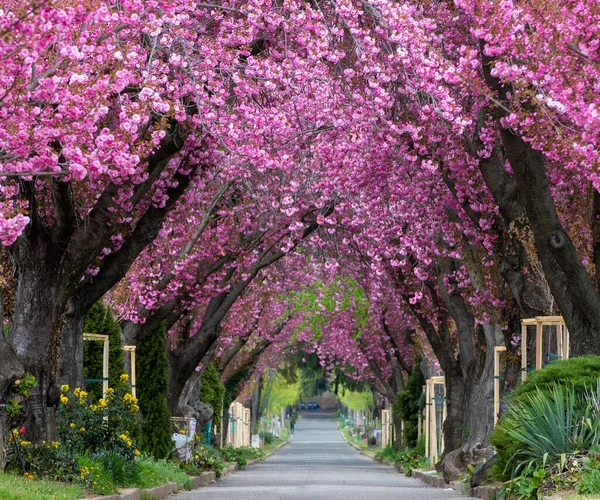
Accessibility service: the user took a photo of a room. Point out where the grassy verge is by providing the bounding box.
[262,428,290,454]
[338,420,380,455]
[0,473,85,500]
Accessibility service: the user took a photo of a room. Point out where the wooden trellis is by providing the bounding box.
[123,345,137,398]
[494,346,506,426]
[424,376,446,464]
[381,409,393,448]
[83,333,109,398]
[521,316,570,381]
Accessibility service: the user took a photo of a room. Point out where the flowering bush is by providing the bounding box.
[57,375,140,459]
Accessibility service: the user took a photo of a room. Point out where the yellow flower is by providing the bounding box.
[120,373,129,382]
[90,404,98,411]
[70,423,75,428]
[134,449,140,456]
[73,388,81,397]
[119,434,128,442]
[79,427,85,432]
[106,387,114,396]
[51,441,60,449]
[60,384,69,393]
[20,441,30,446]
[79,390,87,399]
[60,395,69,405]
[98,398,107,408]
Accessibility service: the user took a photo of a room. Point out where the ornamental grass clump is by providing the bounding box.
[491,379,600,499]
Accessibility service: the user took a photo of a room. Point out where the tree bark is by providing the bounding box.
[480,43,600,355]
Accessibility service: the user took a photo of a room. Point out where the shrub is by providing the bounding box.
[491,356,600,481]
[374,444,428,475]
[56,379,139,459]
[5,434,78,483]
[189,443,225,477]
[137,322,173,459]
[393,361,424,447]
[83,302,127,401]
[511,356,600,403]
[219,445,264,468]
[200,363,225,429]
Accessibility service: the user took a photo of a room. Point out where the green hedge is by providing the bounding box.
[200,363,225,429]
[393,361,424,447]
[83,302,127,401]
[137,322,172,459]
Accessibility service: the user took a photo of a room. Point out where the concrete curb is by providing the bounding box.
[337,422,501,500]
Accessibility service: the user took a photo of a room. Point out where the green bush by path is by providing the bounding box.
[200,363,225,429]
[375,445,428,476]
[491,356,600,482]
[83,302,127,401]
[137,322,172,459]
[393,361,424,447]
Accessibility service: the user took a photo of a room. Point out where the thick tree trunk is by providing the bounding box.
[250,377,261,434]
[57,300,86,390]
[480,44,600,355]
[8,256,68,442]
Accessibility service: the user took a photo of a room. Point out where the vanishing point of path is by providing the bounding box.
[171,413,469,500]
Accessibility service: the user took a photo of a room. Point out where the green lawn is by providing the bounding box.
[0,473,85,500]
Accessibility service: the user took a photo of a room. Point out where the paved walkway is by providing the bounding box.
[171,413,469,500]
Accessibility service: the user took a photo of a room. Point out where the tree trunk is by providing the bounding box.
[250,377,261,434]
[57,300,86,390]
[480,44,600,355]
[8,258,68,442]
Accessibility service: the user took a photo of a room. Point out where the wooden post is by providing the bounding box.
[521,323,528,381]
[535,319,543,370]
[494,346,506,427]
[83,333,109,398]
[424,381,430,458]
[123,346,137,398]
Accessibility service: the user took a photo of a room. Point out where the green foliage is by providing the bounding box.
[200,363,225,429]
[260,370,300,415]
[577,454,600,496]
[56,382,139,459]
[502,464,547,500]
[393,362,424,447]
[512,356,600,403]
[137,322,172,459]
[338,384,373,411]
[287,277,370,341]
[491,357,600,481]
[83,302,127,401]
[188,443,225,477]
[219,446,264,468]
[223,369,249,411]
[6,373,37,419]
[0,472,85,500]
[375,445,428,476]
[5,437,78,483]
[77,454,119,495]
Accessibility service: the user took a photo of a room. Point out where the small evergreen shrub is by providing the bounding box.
[200,363,225,429]
[393,361,424,447]
[137,322,173,459]
[83,302,127,401]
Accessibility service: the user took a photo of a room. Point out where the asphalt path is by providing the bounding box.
[171,412,468,499]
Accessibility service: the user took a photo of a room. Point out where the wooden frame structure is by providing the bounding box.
[83,333,109,398]
[381,409,393,448]
[424,376,446,463]
[521,316,569,381]
[123,345,137,398]
[494,346,506,426]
